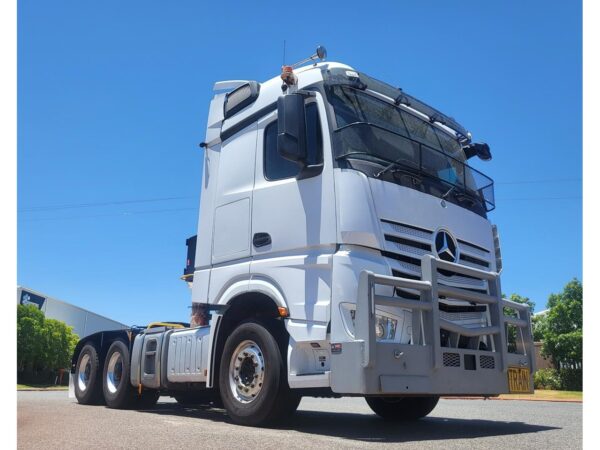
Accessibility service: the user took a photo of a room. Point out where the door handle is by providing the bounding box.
[253,232,272,248]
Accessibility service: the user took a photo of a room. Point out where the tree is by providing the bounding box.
[503,293,535,351]
[532,313,547,342]
[17,304,45,372]
[542,278,583,369]
[17,304,79,378]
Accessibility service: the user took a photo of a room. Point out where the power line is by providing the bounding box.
[17,177,582,215]
[497,196,581,201]
[19,207,198,222]
[19,196,197,212]
[495,178,581,185]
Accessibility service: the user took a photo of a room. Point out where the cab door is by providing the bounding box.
[208,122,257,303]
[250,93,336,323]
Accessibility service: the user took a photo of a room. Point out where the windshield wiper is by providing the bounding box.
[441,184,481,207]
[374,158,419,179]
[335,151,370,161]
[441,184,456,200]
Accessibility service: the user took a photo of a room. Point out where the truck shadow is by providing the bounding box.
[140,401,559,443]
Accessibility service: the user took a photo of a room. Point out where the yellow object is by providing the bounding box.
[147,322,185,329]
[507,367,531,393]
[278,307,289,317]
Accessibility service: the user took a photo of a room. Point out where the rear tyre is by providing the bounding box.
[365,396,440,420]
[219,320,300,426]
[74,343,103,405]
[102,340,137,409]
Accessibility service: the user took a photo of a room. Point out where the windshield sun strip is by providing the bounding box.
[364,88,460,142]
[333,85,459,154]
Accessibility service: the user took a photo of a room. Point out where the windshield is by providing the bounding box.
[326,84,495,213]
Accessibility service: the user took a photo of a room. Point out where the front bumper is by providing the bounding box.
[330,255,535,395]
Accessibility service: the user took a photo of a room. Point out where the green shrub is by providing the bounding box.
[534,368,561,390]
[17,304,79,380]
[559,368,582,391]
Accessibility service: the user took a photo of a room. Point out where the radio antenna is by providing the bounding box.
[282,40,286,66]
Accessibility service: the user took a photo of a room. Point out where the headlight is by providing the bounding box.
[342,304,398,341]
[375,314,397,341]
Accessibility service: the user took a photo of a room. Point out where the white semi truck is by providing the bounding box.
[70,47,535,426]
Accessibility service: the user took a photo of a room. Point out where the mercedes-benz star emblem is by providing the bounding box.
[435,230,458,263]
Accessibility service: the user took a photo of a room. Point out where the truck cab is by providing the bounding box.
[71,48,534,426]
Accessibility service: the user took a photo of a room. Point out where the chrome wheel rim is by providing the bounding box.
[228,340,265,403]
[106,351,124,394]
[77,353,91,392]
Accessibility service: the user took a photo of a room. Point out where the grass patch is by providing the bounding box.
[499,389,582,401]
[17,384,68,391]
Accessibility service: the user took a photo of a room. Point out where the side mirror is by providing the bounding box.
[463,142,492,161]
[277,94,307,164]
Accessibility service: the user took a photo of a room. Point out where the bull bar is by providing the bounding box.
[330,254,535,395]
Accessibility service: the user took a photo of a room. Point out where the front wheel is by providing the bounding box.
[365,396,440,420]
[218,321,300,426]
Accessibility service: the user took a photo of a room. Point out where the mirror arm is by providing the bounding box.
[296,163,324,180]
[295,90,317,98]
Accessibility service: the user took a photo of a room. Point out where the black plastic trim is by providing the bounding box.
[384,234,431,251]
[221,102,277,143]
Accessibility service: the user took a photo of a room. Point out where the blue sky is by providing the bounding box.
[18,0,581,325]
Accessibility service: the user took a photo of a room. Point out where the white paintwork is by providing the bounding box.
[17,287,127,339]
[213,80,251,91]
[211,122,257,264]
[334,169,381,249]
[288,372,330,389]
[188,61,500,390]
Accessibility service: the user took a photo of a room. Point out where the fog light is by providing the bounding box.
[375,314,398,341]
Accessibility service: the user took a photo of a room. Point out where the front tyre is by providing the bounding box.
[365,396,440,420]
[218,321,300,426]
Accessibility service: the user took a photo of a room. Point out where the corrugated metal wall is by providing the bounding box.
[17,286,127,339]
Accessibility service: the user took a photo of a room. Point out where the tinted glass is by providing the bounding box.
[264,121,300,180]
[328,86,408,136]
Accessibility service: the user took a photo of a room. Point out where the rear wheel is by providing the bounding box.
[218,321,300,426]
[74,343,103,405]
[103,340,137,409]
[365,396,439,420]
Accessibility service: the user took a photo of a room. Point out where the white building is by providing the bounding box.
[17,286,127,339]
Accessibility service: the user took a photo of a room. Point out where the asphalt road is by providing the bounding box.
[18,391,581,449]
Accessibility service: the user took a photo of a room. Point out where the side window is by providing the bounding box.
[264,102,323,181]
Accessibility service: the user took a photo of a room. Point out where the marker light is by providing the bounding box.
[280,65,297,86]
